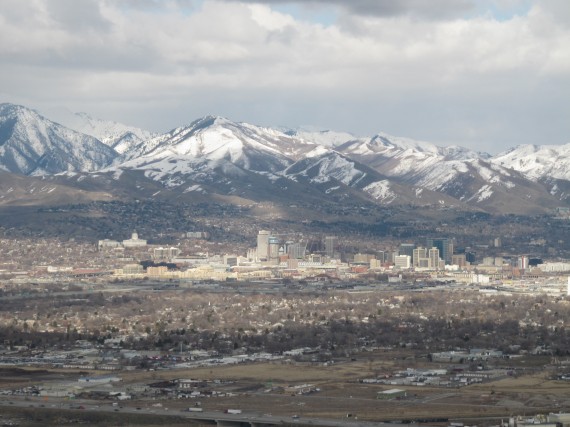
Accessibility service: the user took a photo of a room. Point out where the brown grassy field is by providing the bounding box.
[117,351,570,422]
[2,352,570,424]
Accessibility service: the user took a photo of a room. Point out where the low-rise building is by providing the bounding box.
[377,388,406,400]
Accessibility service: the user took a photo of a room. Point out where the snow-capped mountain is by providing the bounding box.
[112,115,448,206]
[270,126,568,215]
[0,103,117,175]
[43,109,157,155]
[121,115,313,170]
[308,131,562,213]
[492,144,570,182]
[335,133,482,178]
[297,129,486,160]
[39,108,158,154]
[489,143,570,202]
[0,102,567,215]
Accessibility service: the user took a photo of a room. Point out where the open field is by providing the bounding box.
[116,351,570,422]
[2,350,570,425]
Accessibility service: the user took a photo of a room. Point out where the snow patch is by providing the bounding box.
[184,184,204,193]
[470,185,494,203]
[325,186,340,194]
[363,180,397,203]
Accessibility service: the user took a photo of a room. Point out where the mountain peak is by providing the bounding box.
[0,103,44,121]
[189,115,232,129]
[0,104,117,175]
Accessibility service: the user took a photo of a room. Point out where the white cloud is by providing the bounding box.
[0,0,568,153]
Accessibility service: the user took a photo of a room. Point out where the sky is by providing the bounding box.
[0,0,569,154]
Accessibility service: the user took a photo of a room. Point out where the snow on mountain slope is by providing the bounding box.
[283,148,369,186]
[276,146,460,206]
[110,116,557,212]
[407,158,514,194]
[281,148,400,203]
[285,128,361,148]
[109,116,452,207]
[44,109,157,154]
[492,143,570,181]
[122,116,319,173]
[336,134,486,191]
[296,128,485,160]
[412,157,559,214]
[339,133,481,172]
[329,131,561,213]
[3,101,565,214]
[0,103,117,176]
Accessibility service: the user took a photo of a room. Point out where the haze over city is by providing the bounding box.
[1,0,569,153]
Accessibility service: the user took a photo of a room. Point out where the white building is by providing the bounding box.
[98,239,121,250]
[257,230,270,261]
[394,255,411,269]
[122,231,147,248]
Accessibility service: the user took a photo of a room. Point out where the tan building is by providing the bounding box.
[394,255,411,269]
[452,254,467,267]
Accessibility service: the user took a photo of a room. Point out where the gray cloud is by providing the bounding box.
[539,0,570,26]
[43,0,111,31]
[223,0,475,19]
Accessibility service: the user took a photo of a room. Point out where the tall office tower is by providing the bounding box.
[412,247,427,267]
[268,236,280,264]
[377,251,386,263]
[517,255,529,270]
[325,236,339,258]
[426,238,453,264]
[257,230,270,261]
[399,243,416,257]
[428,247,441,270]
[286,242,306,259]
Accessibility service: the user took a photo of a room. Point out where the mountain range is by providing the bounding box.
[0,102,567,216]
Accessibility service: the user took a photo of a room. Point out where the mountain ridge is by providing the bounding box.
[0,102,567,216]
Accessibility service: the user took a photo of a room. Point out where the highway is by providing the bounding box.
[0,396,413,427]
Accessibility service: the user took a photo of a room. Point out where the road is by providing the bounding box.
[0,396,412,427]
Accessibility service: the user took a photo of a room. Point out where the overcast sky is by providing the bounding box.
[1,0,568,153]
